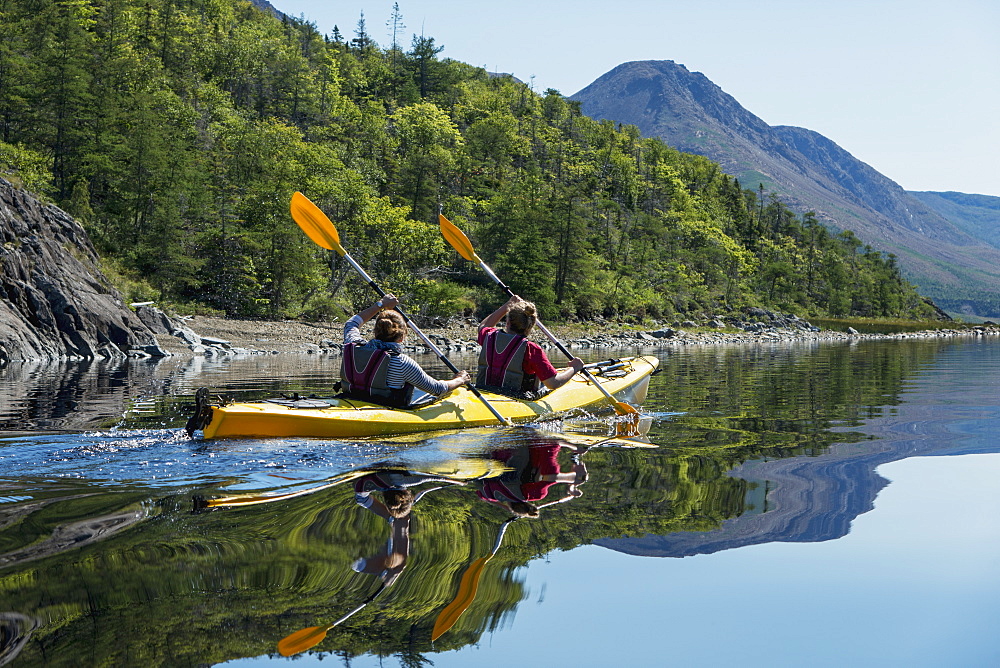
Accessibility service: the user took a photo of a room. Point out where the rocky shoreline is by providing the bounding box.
[141,307,1000,359]
[6,179,997,364]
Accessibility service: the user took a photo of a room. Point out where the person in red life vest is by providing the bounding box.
[476,295,584,397]
[342,294,470,408]
[476,440,588,518]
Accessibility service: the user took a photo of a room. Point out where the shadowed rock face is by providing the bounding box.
[0,179,154,362]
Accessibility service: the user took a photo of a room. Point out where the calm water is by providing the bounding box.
[0,339,998,667]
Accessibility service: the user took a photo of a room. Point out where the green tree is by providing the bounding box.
[0,0,937,321]
[408,33,444,99]
[391,102,464,220]
[33,0,97,200]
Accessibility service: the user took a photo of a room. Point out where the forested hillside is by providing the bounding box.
[571,60,1000,319]
[0,0,937,322]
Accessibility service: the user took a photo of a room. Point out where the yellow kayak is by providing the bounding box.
[189,356,658,439]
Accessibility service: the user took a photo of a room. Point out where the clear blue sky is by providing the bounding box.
[277,0,1000,197]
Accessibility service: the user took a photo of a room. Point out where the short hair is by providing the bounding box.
[507,300,537,336]
[381,489,414,518]
[507,500,540,518]
[373,310,407,342]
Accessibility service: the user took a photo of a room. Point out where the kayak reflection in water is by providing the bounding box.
[476,440,589,518]
[352,470,463,586]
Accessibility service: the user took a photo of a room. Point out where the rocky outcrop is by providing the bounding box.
[0,179,156,362]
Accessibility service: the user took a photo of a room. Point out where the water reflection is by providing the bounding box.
[0,358,134,433]
[474,435,588,517]
[276,470,458,657]
[0,426,670,664]
[597,341,1000,559]
[0,340,997,665]
[0,353,352,434]
[0,612,39,665]
[203,431,602,656]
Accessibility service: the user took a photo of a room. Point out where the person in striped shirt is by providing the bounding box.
[342,294,470,407]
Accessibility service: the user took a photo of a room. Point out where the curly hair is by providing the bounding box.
[381,489,415,518]
[373,309,407,342]
[507,299,537,336]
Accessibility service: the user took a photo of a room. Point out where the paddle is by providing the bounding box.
[197,470,369,510]
[431,482,591,643]
[289,192,511,426]
[439,213,639,416]
[278,583,387,656]
[431,516,516,641]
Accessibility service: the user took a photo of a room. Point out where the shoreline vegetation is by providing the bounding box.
[148,310,1000,359]
[1,0,964,330]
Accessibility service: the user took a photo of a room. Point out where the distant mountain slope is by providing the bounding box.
[250,0,282,19]
[571,60,1000,317]
[908,191,1000,250]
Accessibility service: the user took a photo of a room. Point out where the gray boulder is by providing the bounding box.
[0,179,155,362]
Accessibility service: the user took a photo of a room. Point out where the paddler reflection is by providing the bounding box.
[476,438,589,518]
[350,470,462,587]
[278,467,464,657]
[432,434,591,642]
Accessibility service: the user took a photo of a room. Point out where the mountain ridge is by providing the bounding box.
[571,60,1000,316]
[908,190,1000,249]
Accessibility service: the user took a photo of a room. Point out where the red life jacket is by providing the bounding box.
[476,329,539,395]
[477,445,559,503]
[341,343,414,408]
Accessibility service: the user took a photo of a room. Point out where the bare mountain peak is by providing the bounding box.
[576,60,771,143]
[250,0,283,19]
[571,61,1000,316]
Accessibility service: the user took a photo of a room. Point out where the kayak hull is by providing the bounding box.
[197,356,658,439]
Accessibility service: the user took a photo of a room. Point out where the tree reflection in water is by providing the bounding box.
[0,339,972,665]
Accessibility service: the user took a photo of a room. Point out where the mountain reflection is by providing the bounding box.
[0,340,984,665]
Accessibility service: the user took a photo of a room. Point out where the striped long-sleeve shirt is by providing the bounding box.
[343,315,449,396]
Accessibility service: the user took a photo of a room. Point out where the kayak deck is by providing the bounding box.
[193,356,658,439]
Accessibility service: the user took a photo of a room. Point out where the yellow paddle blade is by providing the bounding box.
[613,411,648,439]
[290,192,345,256]
[614,401,640,416]
[431,556,489,641]
[277,625,329,657]
[438,214,480,263]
